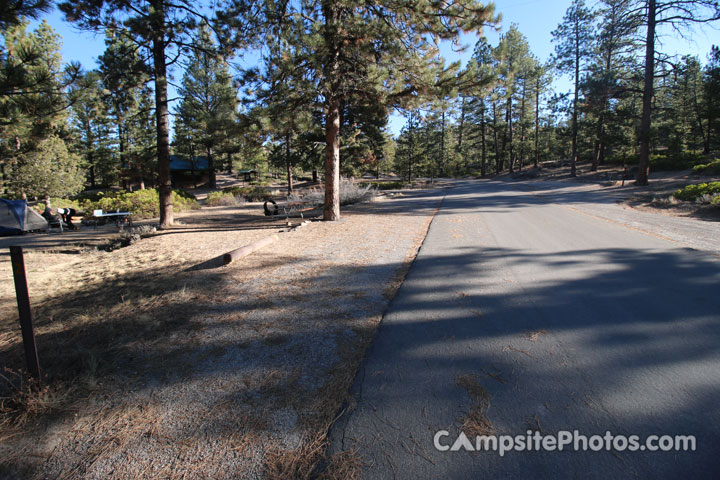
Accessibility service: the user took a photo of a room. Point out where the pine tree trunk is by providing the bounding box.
[408,126,413,182]
[440,109,446,177]
[637,0,655,186]
[493,103,501,175]
[118,121,125,186]
[89,152,96,189]
[286,133,293,195]
[594,47,613,172]
[322,0,341,221]
[507,96,514,173]
[323,96,341,220]
[519,80,526,172]
[151,2,173,227]
[458,96,466,169]
[287,161,293,195]
[481,99,487,177]
[705,114,712,154]
[535,76,540,168]
[593,112,605,171]
[207,147,216,189]
[570,28,580,177]
[692,75,707,153]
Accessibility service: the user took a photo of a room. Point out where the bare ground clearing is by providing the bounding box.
[0,189,443,479]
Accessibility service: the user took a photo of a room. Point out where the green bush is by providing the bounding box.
[251,178,271,187]
[73,190,117,203]
[84,189,199,219]
[674,182,720,201]
[692,160,720,175]
[206,191,245,206]
[650,153,705,171]
[31,197,84,214]
[222,186,272,202]
[602,153,627,166]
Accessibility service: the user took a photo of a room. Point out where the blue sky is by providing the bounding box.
[30,1,719,136]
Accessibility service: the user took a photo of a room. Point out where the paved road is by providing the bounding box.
[329,179,720,479]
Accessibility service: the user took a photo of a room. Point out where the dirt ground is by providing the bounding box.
[0,190,443,479]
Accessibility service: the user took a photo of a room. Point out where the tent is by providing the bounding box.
[0,199,48,236]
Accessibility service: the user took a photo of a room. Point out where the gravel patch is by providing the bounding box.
[1,191,443,478]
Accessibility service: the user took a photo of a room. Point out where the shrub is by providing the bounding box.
[73,190,116,203]
[84,189,199,219]
[31,197,84,214]
[222,186,272,202]
[251,178,271,187]
[339,180,376,205]
[604,152,706,170]
[692,159,720,176]
[206,191,246,206]
[291,179,376,206]
[673,182,720,201]
[650,153,705,171]
[603,154,630,166]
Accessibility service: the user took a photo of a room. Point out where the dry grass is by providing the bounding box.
[263,431,362,480]
[455,374,495,437]
[318,449,363,480]
[0,193,442,478]
[0,369,70,431]
[264,433,327,480]
[290,179,377,207]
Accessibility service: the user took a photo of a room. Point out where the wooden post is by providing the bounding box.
[9,246,41,382]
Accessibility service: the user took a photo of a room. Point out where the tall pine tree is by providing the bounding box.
[552,0,595,176]
[261,0,499,220]
[59,0,254,226]
[631,0,720,185]
[175,25,237,189]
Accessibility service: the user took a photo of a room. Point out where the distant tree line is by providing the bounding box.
[1,0,718,223]
[394,0,720,183]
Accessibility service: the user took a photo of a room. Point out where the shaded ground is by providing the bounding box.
[0,190,443,479]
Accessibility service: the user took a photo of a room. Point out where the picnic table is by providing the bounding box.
[263,199,320,218]
[91,209,133,228]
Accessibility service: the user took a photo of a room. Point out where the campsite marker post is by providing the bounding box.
[9,246,41,382]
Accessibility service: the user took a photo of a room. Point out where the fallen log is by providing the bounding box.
[223,234,280,264]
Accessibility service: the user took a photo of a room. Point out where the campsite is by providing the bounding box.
[2,0,720,478]
[0,199,50,236]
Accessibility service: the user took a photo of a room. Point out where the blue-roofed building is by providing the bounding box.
[170,155,209,187]
[170,155,209,172]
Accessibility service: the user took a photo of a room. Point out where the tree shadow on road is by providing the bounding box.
[329,246,720,478]
[1,206,719,477]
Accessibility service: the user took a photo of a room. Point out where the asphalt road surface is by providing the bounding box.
[329,179,720,479]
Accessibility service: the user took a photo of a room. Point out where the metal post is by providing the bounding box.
[9,246,41,382]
